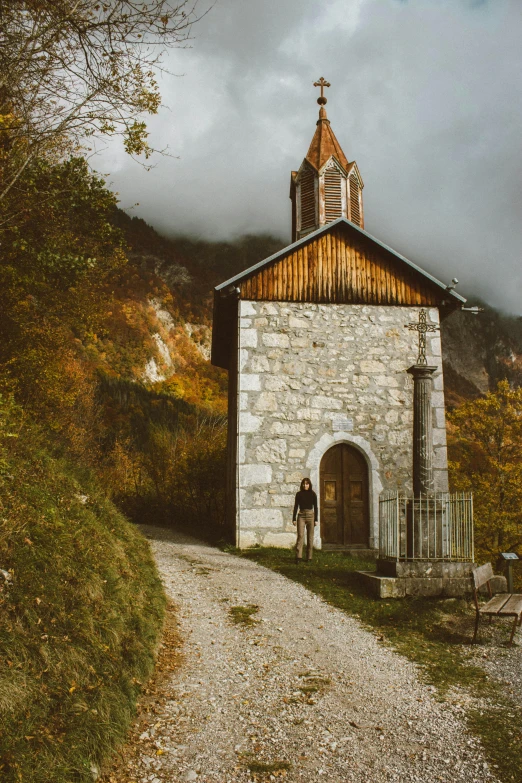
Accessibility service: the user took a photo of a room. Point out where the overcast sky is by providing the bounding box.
[94,0,522,315]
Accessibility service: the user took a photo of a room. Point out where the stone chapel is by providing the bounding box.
[211,79,465,550]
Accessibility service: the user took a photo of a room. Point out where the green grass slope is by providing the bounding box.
[0,399,166,783]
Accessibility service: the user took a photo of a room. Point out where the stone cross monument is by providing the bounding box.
[406,310,439,496]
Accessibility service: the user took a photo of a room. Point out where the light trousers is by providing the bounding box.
[296,509,315,560]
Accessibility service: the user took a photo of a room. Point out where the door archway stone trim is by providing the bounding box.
[306,432,382,549]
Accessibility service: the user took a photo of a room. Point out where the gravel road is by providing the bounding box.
[131,526,499,783]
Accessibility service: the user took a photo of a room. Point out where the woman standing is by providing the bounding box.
[292,478,318,564]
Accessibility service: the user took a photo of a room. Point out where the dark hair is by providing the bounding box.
[300,477,312,491]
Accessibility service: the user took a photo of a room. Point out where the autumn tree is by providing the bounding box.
[448,381,522,560]
[0,0,200,204]
[0,155,127,456]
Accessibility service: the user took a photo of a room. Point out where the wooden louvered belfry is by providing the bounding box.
[290,87,364,241]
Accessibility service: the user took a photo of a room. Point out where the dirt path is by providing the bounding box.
[103,527,499,783]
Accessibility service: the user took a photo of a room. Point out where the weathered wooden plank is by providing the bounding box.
[303,243,310,300]
[498,595,522,617]
[335,231,342,303]
[480,593,511,615]
[316,236,324,301]
[282,249,288,300]
[291,250,297,301]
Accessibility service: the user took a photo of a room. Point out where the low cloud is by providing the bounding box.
[94,0,522,315]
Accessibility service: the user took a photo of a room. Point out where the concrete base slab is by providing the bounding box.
[358,569,483,599]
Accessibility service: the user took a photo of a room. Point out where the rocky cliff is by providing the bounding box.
[441,304,522,407]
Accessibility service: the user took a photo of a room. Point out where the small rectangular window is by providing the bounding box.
[324,481,336,502]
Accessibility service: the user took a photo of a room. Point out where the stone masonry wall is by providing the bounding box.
[236,301,449,549]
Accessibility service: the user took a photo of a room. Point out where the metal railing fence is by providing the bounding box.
[379,491,474,562]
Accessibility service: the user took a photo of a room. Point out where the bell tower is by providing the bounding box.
[290,77,364,242]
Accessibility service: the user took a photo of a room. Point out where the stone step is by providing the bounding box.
[357,571,406,599]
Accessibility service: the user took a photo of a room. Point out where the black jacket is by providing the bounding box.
[292,489,318,522]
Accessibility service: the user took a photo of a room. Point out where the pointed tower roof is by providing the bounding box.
[290,78,364,241]
[305,105,350,172]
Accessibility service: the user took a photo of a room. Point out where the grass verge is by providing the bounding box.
[237,546,522,783]
[0,403,166,783]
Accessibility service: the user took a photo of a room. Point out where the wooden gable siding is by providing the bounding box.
[239,227,442,306]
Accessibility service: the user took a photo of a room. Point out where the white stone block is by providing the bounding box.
[352,374,370,388]
[264,376,288,391]
[261,532,295,548]
[286,470,306,483]
[239,392,248,410]
[431,391,445,408]
[260,303,278,315]
[270,494,295,507]
[240,301,257,316]
[238,436,246,464]
[310,395,343,410]
[241,373,260,391]
[282,392,306,407]
[291,337,310,348]
[241,509,282,529]
[360,360,386,373]
[239,412,261,433]
[271,421,307,436]
[263,332,289,348]
[239,349,249,371]
[388,430,410,446]
[238,531,258,548]
[240,318,252,328]
[435,407,446,428]
[255,438,287,464]
[289,316,309,329]
[250,355,270,372]
[251,490,268,506]
[289,448,306,458]
[254,392,278,412]
[433,428,447,446]
[296,408,322,421]
[255,439,287,463]
[385,409,399,424]
[239,464,272,487]
[241,329,258,348]
[389,389,407,405]
[375,375,399,388]
[433,446,448,469]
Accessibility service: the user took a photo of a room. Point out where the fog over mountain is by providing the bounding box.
[93,0,522,316]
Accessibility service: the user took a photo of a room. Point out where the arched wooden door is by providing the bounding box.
[320,444,369,547]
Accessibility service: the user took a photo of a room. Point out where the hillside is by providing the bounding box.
[442,304,522,407]
[113,209,522,409]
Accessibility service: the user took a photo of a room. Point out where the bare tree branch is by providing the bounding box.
[0,0,206,203]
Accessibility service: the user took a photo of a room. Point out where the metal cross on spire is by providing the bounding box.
[405,309,439,366]
[314,76,330,105]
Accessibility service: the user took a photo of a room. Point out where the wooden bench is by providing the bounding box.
[472,563,522,646]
